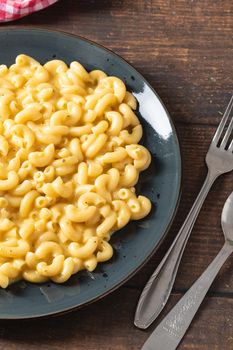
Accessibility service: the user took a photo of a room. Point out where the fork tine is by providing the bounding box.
[220,111,233,149]
[212,95,233,144]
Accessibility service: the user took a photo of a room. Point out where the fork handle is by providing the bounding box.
[134,170,219,329]
[141,243,233,350]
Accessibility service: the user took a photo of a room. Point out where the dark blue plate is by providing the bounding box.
[0,28,181,319]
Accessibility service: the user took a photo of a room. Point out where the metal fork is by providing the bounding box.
[134,96,233,329]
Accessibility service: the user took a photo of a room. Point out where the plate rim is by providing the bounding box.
[0,27,182,320]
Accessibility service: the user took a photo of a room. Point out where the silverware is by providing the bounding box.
[141,191,233,350]
[135,96,233,329]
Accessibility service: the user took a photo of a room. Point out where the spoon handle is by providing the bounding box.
[141,243,233,350]
[135,170,218,329]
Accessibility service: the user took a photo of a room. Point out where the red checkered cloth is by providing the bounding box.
[0,0,58,22]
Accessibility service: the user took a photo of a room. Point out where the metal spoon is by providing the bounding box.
[141,191,233,350]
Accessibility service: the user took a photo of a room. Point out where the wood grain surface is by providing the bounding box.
[1,0,233,349]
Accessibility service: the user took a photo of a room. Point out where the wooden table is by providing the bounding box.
[1,1,233,349]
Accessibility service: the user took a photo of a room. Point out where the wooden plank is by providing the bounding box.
[0,287,232,350]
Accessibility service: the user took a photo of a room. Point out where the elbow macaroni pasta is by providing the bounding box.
[0,55,152,288]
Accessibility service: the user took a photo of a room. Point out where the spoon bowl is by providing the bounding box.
[222,192,233,241]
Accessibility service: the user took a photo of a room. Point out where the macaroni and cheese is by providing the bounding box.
[0,55,152,288]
